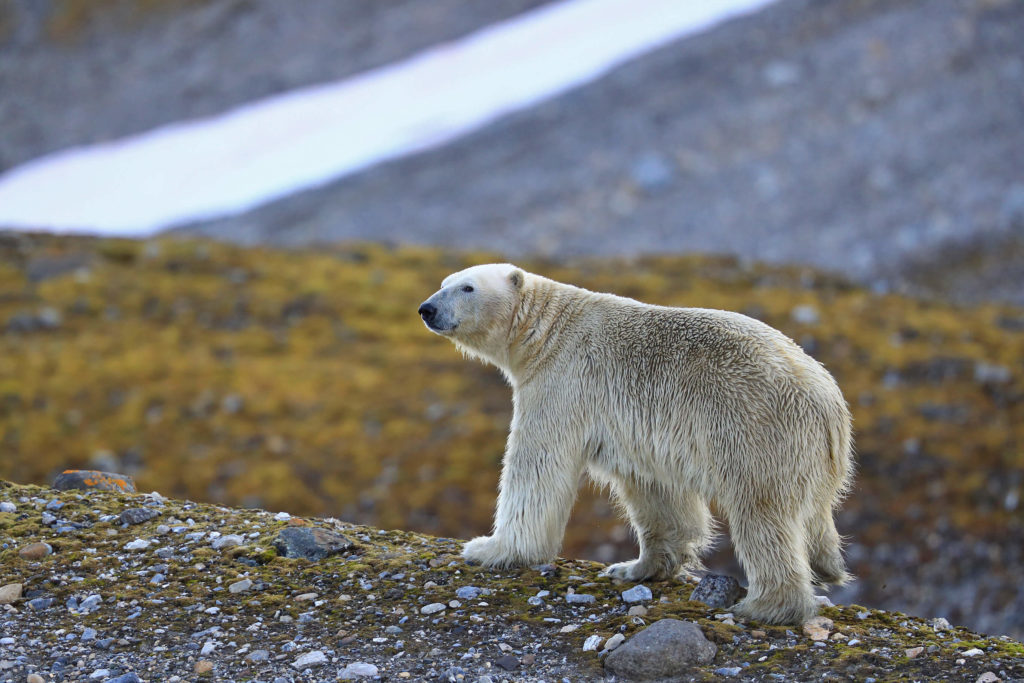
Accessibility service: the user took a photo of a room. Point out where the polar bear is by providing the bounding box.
[418,264,853,624]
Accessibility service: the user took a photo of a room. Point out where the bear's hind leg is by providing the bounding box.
[728,507,817,625]
[602,480,711,582]
[805,508,852,587]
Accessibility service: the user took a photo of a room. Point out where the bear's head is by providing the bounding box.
[418,263,525,365]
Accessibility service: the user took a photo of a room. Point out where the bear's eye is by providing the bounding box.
[462,285,474,293]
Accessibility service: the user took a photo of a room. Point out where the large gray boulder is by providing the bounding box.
[604,619,717,680]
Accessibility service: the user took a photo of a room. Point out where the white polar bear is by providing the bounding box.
[418,264,853,624]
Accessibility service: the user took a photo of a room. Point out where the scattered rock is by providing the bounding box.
[272,526,354,561]
[338,662,378,678]
[622,585,653,603]
[52,469,136,492]
[0,501,15,513]
[566,593,596,605]
[494,654,519,671]
[962,648,984,657]
[229,578,253,593]
[194,660,214,674]
[715,667,743,677]
[292,650,327,668]
[583,635,604,652]
[906,646,924,659]
[0,583,22,604]
[604,633,626,652]
[630,152,675,194]
[456,586,483,600]
[976,672,1000,683]
[421,602,446,615]
[791,304,820,325]
[18,542,53,560]
[107,675,143,683]
[605,619,718,680]
[803,616,833,641]
[119,507,159,525]
[211,534,244,549]
[26,675,45,683]
[689,575,743,609]
[124,538,152,551]
[246,649,270,663]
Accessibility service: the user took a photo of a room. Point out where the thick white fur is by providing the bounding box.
[419,264,854,624]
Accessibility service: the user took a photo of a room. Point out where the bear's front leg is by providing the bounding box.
[464,424,583,568]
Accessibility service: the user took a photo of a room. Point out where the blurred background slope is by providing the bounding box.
[1,0,1022,637]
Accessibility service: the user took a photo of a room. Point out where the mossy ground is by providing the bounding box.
[0,232,1021,637]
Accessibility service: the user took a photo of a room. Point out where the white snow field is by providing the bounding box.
[0,0,774,236]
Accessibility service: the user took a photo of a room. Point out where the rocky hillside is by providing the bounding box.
[0,232,1021,641]
[2,0,1022,305]
[2,479,1022,682]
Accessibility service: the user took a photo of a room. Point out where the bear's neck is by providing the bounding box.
[503,278,588,385]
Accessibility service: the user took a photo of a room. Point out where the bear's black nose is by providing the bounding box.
[418,302,437,322]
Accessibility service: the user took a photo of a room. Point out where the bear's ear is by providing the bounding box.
[508,268,525,290]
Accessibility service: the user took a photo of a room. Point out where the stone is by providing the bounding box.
[229,578,253,593]
[630,152,675,194]
[120,508,159,525]
[52,470,135,492]
[604,633,626,651]
[961,648,984,657]
[621,585,653,603]
[976,673,999,683]
[272,526,354,561]
[494,655,518,671]
[0,583,22,604]
[566,593,596,605]
[27,675,45,683]
[211,534,244,549]
[338,662,378,678]
[292,650,327,668]
[689,575,743,609]
[194,660,214,675]
[905,646,924,659]
[456,586,482,600]
[791,305,820,325]
[124,539,151,551]
[715,667,742,676]
[627,605,648,617]
[107,675,142,683]
[82,627,97,641]
[18,542,53,560]
[295,592,318,601]
[246,649,270,663]
[28,597,53,610]
[803,616,833,641]
[604,619,717,680]
[421,602,446,615]
[0,502,15,513]
[582,635,603,652]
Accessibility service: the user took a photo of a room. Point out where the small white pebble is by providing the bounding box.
[582,635,603,652]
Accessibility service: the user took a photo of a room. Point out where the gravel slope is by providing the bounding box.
[0,0,549,170]
[2,480,1022,682]
[171,0,1024,304]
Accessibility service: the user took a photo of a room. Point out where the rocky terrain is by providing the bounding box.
[2,478,1023,682]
